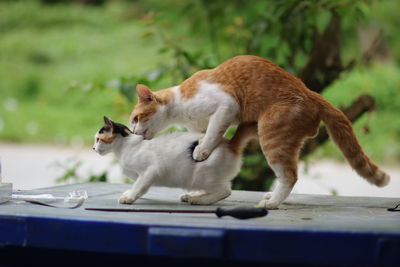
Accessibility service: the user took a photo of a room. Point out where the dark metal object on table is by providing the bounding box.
[216,205,268,219]
[387,203,400,212]
[85,205,268,219]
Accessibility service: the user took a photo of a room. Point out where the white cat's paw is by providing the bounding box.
[192,145,210,162]
[180,193,190,202]
[118,190,136,204]
[258,199,280,210]
[187,196,212,205]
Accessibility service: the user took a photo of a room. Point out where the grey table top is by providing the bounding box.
[1,182,399,233]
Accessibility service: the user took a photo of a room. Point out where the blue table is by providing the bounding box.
[0,183,399,266]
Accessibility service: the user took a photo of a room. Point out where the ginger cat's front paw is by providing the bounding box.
[262,192,273,200]
[192,145,210,162]
[258,199,280,210]
[118,190,137,204]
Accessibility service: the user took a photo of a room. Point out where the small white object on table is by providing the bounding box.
[0,159,13,204]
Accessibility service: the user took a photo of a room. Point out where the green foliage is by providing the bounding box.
[52,157,110,184]
[52,157,83,184]
[87,171,108,182]
[0,0,168,143]
[145,0,373,72]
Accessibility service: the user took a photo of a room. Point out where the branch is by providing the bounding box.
[299,11,351,93]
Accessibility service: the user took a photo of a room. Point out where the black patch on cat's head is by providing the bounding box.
[101,116,132,137]
[112,121,132,137]
[99,125,111,134]
[188,140,199,162]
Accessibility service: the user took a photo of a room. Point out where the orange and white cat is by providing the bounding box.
[130,55,390,209]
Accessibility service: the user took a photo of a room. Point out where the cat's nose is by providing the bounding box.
[92,147,95,150]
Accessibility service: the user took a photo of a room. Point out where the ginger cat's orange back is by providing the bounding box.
[181,55,312,121]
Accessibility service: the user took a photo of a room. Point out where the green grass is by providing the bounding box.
[0,0,166,144]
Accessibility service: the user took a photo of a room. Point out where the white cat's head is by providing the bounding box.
[129,84,170,140]
[93,116,132,155]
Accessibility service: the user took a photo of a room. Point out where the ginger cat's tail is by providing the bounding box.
[229,123,258,156]
[318,96,390,187]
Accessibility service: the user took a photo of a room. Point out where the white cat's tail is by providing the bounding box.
[316,93,390,187]
[229,123,258,156]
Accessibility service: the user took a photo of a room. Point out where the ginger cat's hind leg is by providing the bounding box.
[257,106,318,209]
[258,159,299,209]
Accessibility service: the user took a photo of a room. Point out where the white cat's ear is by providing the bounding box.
[103,116,113,129]
[136,84,154,103]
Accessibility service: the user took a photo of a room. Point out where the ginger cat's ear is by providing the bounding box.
[136,84,154,103]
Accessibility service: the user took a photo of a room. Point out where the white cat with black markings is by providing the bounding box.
[93,116,256,205]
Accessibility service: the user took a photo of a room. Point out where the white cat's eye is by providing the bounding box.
[133,116,139,123]
[96,137,99,142]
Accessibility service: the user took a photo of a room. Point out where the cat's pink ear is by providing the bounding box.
[136,84,154,103]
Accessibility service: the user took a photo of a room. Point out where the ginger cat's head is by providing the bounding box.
[93,116,132,155]
[130,84,170,139]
